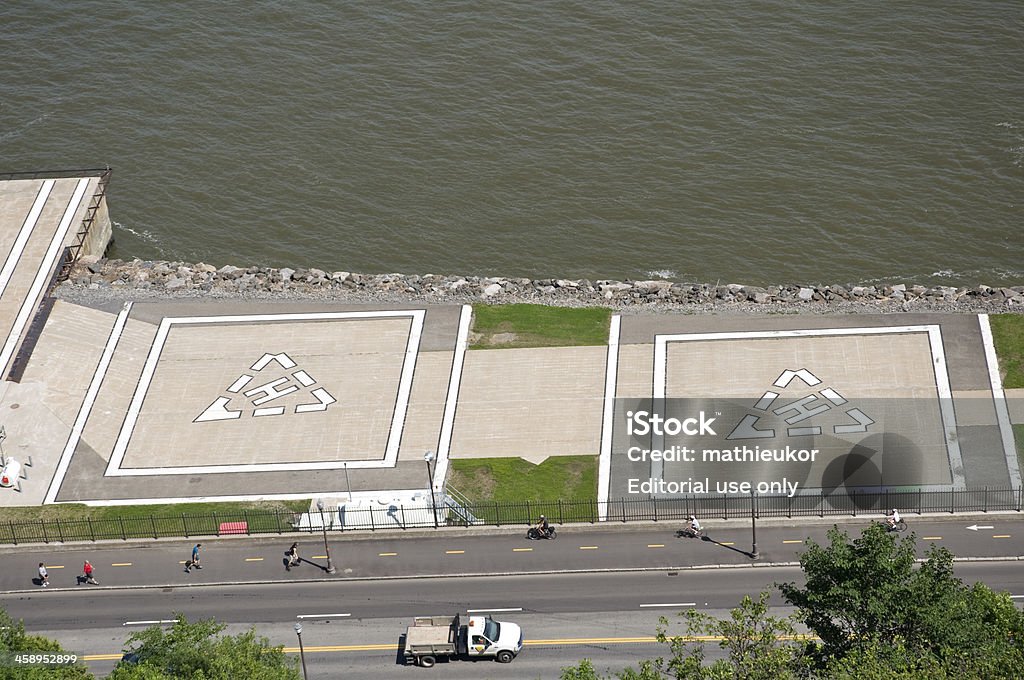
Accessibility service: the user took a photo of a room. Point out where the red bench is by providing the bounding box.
[218,521,248,535]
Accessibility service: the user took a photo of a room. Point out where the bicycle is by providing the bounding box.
[883,518,908,533]
[677,526,705,539]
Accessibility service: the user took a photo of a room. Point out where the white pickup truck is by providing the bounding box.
[403,614,523,668]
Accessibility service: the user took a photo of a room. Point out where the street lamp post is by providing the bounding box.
[424,450,439,529]
[315,498,337,574]
[750,490,759,560]
[294,622,308,680]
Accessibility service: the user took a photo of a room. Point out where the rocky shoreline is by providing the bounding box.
[55,257,1024,315]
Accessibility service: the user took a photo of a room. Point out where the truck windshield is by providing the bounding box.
[483,618,500,643]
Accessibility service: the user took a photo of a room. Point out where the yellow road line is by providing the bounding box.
[993,534,1011,539]
[111,563,132,567]
[445,550,465,554]
[647,544,665,548]
[579,546,598,550]
[512,548,533,552]
[378,552,397,557]
[45,565,64,569]
[782,540,803,544]
[311,555,328,560]
[245,558,263,562]
[720,542,735,546]
[922,536,942,540]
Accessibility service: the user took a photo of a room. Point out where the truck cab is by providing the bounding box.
[464,615,523,661]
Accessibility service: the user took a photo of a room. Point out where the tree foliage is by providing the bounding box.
[0,608,94,680]
[108,615,300,680]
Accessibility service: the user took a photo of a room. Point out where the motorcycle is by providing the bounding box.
[526,526,557,540]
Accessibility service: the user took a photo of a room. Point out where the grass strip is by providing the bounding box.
[989,314,1024,388]
[470,303,611,349]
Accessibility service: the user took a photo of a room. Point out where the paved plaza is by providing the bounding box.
[0,174,1020,509]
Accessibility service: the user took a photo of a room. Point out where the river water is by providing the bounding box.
[1,1,1021,285]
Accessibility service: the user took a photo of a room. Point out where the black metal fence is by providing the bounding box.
[2,487,1020,545]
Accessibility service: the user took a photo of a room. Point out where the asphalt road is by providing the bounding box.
[1,515,1021,678]
[4,564,1024,679]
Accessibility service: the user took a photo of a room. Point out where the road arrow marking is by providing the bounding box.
[966,525,994,531]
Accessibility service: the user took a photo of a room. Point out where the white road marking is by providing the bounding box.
[430,304,472,493]
[296,613,351,619]
[467,608,523,613]
[639,603,697,608]
[123,620,176,626]
[43,301,133,504]
[597,314,621,520]
[979,314,1022,490]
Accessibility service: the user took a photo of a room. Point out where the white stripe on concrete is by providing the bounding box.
[296,613,351,619]
[67,487,430,506]
[927,325,966,489]
[123,620,176,626]
[0,179,55,298]
[103,309,425,476]
[597,314,621,521]
[639,602,696,608]
[0,177,89,375]
[979,314,1022,490]
[44,302,133,504]
[430,304,472,493]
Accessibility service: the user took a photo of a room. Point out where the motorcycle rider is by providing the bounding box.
[535,514,551,538]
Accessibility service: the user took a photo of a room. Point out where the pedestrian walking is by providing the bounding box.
[82,560,99,585]
[37,562,48,587]
[184,543,203,572]
[286,542,299,570]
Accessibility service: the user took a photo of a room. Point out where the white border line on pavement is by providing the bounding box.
[296,613,351,619]
[979,314,1022,490]
[0,177,89,375]
[639,602,696,608]
[104,309,425,476]
[44,302,134,504]
[653,325,965,490]
[430,304,472,493]
[0,179,55,298]
[467,607,523,613]
[597,314,621,521]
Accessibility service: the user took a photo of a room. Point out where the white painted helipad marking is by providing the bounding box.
[979,314,1022,490]
[429,304,473,494]
[296,613,351,619]
[105,309,424,476]
[295,387,336,413]
[597,314,622,521]
[0,179,55,298]
[467,608,523,613]
[653,325,965,489]
[774,369,821,388]
[44,302,133,504]
[194,396,241,422]
[253,406,285,417]
[639,602,696,608]
[293,370,315,387]
[0,177,90,375]
[226,375,253,393]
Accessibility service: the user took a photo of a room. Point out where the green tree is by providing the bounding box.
[778,523,1024,678]
[107,615,300,680]
[0,608,94,680]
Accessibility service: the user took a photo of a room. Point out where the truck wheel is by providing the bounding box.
[496,650,514,663]
[419,655,436,668]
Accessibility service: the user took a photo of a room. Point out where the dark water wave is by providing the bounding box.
[1,1,1021,285]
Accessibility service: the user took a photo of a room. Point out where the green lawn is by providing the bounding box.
[990,314,1024,388]
[470,303,611,349]
[447,456,599,525]
[0,500,311,543]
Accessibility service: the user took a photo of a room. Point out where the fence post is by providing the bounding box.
[526,500,531,525]
[214,512,219,536]
[151,515,157,539]
[558,499,563,525]
[494,501,500,526]
[88,517,95,542]
[399,504,406,530]
[983,487,988,513]
[41,519,48,544]
[369,506,375,531]
[653,497,658,522]
[819,489,824,518]
[182,514,189,538]
[10,520,17,546]
[275,509,282,534]
[244,511,250,535]
[852,491,856,517]
[918,488,922,515]
[788,494,792,519]
[118,516,126,541]
[621,497,627,522]
[950,490,954,514]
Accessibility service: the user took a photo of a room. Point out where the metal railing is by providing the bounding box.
[0,168,110,182]
[59,167,113,281]
[2,487,1020,545]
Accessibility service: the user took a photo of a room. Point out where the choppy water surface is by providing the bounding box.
[1,1,1022,285]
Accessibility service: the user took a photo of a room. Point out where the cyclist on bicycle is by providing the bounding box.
[886,508,901,530]
[687,515,702,536]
